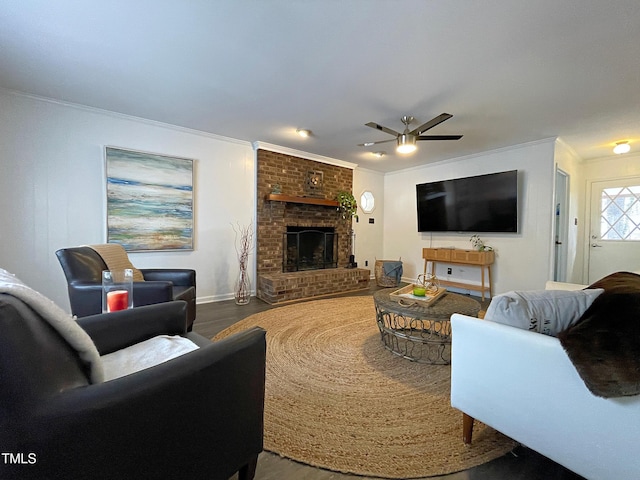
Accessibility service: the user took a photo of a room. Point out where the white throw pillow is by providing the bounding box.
[484,288,604,336]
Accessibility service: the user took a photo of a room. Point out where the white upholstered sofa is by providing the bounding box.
[450,279,640,480]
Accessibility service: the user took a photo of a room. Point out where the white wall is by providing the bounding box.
[7,87,632,309]
[0,90,256,311]
[382,139,557,295]
[352,167,385,274]
[582,151,640,181]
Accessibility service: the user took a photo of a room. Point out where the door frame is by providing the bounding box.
[553,168,569,282]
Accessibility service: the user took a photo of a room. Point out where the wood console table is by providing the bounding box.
[422,248,495,301]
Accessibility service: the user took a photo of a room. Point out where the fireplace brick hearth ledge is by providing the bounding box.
[258,268,370,305]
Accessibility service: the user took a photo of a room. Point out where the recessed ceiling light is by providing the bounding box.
[613,141,631,154]
[372,151,386,157]
[296,128,311,138]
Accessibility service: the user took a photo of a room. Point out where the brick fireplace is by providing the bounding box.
[256,149,370,304]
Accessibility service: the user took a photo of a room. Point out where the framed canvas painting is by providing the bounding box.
[105,146,194,251]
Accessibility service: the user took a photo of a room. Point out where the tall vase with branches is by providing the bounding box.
[232,222,254,305]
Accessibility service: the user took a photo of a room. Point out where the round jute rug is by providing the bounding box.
[215,296,517,479]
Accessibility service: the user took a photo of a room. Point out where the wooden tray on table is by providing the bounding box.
[389,284,447,307]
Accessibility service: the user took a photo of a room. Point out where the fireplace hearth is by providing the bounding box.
[284,226,337,272]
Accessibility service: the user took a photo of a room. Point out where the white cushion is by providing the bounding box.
[101,335,199,381]
[484,288,604,336]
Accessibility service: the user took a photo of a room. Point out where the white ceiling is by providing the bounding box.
[1,0,639,172]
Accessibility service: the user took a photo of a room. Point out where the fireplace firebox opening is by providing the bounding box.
[284,226,337,272]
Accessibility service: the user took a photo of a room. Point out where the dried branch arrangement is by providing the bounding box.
[232,222,254,305]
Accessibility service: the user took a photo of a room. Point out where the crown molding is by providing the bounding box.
[0,87,251,146]
[354,165,385,176]
[555,137,583,161]
[386,137,558,176]
[252,141,358,170]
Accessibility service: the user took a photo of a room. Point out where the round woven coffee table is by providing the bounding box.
[374,289,481,364]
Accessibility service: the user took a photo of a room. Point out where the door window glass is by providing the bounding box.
[600,185,640,240]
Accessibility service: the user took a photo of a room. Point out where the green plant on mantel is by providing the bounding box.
[336,191,358,221]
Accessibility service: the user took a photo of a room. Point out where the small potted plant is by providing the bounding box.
[336,191,358,221]
[470,234,493,251]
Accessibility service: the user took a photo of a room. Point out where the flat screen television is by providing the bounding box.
[416,170,518,233]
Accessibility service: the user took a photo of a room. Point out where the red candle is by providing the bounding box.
[107,290,129,312]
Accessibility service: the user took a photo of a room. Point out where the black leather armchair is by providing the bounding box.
[55,246,197,330]
[0,296,266,480]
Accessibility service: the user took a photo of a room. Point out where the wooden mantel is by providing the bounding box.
[265,193,339,207]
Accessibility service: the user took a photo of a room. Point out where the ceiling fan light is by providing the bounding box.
[397,144,417,154]
[396,134,417,154]
[613,141,630,154]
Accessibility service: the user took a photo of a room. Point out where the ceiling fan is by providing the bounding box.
[359,113,462,154]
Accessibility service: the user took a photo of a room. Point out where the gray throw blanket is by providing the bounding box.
[383,261,403,284]
[0,268,104,383]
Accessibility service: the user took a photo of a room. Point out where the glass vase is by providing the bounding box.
[234,266,251,305]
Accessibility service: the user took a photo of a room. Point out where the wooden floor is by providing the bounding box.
[192,282,584,480]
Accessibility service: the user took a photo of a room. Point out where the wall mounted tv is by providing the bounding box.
[416,170,518,233]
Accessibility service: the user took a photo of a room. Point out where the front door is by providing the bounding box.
[588,178,640,283]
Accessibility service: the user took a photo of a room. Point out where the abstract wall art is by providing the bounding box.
[105,146,194,251]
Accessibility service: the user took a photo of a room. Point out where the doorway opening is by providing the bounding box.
[553,169,569,282]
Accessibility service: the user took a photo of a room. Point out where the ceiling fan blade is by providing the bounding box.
[410,113,453,135]
[365,122,401,137]
[416,135,463,141]
[357,138,396,147]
